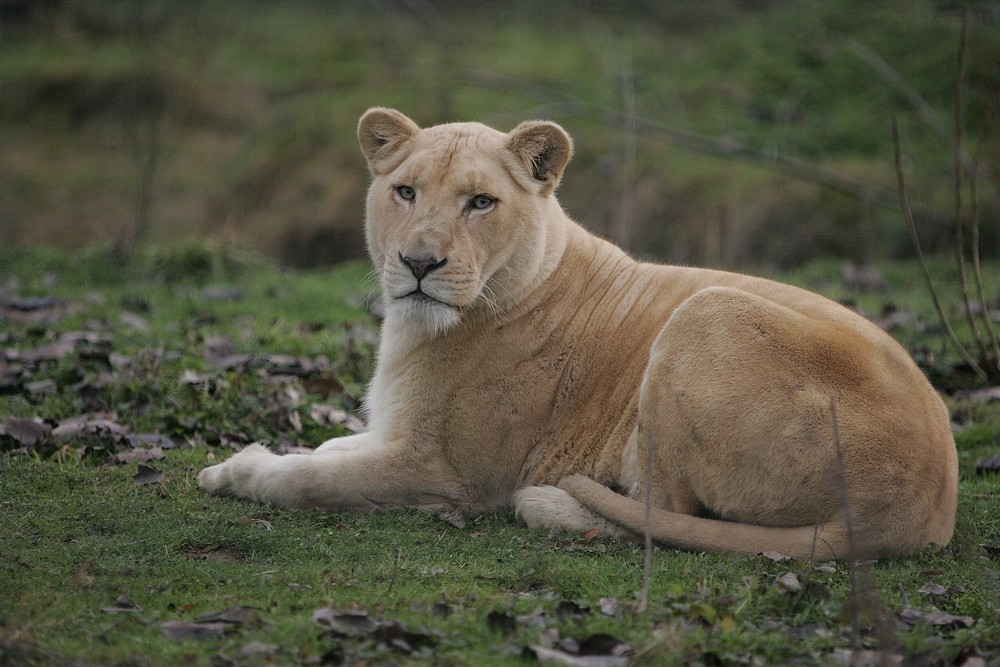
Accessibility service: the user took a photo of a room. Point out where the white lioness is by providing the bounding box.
[199,108,958,559]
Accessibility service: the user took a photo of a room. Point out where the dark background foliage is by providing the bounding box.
[1,0,997,269]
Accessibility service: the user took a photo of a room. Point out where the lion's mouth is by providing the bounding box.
[398,289,453,308]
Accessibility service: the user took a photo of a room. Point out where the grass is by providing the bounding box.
[1,246,999,665]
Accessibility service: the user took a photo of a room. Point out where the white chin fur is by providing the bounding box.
[388,298,461,337]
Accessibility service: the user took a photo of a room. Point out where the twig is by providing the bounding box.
[892,117,987,379]
[952,7,991,370]
[613,42,637,251]
[386,547,402,595]
[827,394,859,647]
[830,394,898,666]
[636,432,654,614]
[969,100,1000,372]
[843,39,950,147]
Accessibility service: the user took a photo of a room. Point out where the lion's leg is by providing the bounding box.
[198,442,466,511]
[315,433,370,454]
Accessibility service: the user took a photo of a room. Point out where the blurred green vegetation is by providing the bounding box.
[0,0,997,268]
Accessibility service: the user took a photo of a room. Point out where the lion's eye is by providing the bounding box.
[396,185,416,201]
[471,194,496,210]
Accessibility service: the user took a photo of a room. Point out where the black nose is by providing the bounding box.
[400,254,447,281]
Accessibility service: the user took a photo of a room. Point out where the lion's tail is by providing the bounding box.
[558,475,859,561]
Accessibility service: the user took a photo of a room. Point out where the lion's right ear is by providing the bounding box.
[358,108,420,175]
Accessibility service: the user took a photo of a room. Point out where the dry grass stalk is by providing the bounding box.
[969,102,1000,369]
[636,432,654,614]
[891,117,987,379]
[829,394,897,666]
[951,8,992,372]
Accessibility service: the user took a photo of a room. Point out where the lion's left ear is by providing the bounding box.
[504,120,573,195]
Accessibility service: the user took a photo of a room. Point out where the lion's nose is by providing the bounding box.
[400,253,448,281]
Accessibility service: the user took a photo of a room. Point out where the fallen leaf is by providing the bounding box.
[160,620,228,641]
[829,649,903,666]
[310,404,366,433]
[288,410,303,434]
[116,447,165,464]
[898,608,974,628]
[313,608,377,635]
[775,572,802,593]
[760,551,791,562]
[2,295,58,311]
[527,633,632,666]
[238,640,279,658]
[206,354,251,371]
[19,342,74,362]
[437,508,467,529]
[25,379,57,396]
[0,416,52,449]
[52,414,126,441]
[119,312,151,333]
[918,582,948,597]
[203,286,244,301]
[371,621,435,653]
[194,606,261,627]
[203,335,236,362]
[966,387,1000,402]
[303,375,345,397]
[134,464,163,485]
[102,595,141,614]
[975,452,1000,474]
[527,645,629,666]
[598,597,621,616]
[312,609,433,655]
[125,433,179,449]
[486,610,517,636]
[555,600,589,618]
[267,354,315,377]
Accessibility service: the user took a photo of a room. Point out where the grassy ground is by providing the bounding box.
[1,247,999,666]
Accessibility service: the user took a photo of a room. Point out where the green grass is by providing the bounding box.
[1,247,999,665]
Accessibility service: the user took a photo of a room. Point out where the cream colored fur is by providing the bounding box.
[198,108,958,560]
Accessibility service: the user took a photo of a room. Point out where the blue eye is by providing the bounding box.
[396,185,415,200]
[471,194,496,210]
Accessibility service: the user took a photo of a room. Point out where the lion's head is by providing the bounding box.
[357,108,573,337]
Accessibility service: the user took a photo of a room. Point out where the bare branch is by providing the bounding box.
[952,7,991,370]
[892,117,987,379]
[970,101,1000,374]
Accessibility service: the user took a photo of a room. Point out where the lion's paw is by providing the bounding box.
[514,485,578,528]
[514,485,632,539]
[197,443,272,496]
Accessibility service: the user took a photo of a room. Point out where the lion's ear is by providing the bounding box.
[505,120,573,195]
[358,108,420,175]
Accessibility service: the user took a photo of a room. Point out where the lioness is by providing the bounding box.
[199,108,958,559]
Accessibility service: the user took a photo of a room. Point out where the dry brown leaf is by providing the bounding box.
[160,620,228,641]
[775,572,802,593]
[134,463,164,485]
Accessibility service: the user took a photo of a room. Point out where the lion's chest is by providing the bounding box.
[437,342,568,503]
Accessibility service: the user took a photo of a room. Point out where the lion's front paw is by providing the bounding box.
[197,443,271,496]
[197,462,230,494]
